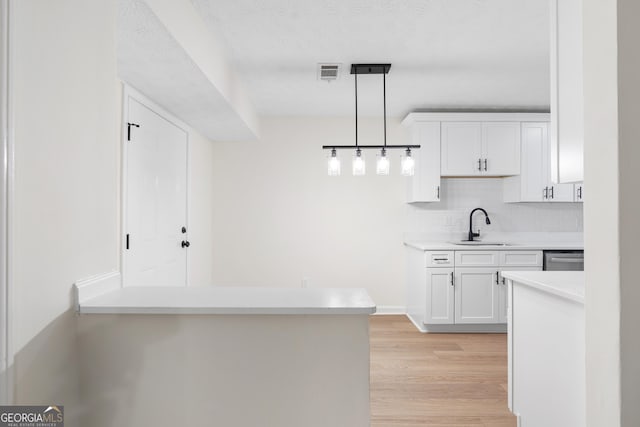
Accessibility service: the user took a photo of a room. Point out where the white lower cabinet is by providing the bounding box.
[423,250,542,327]
[455,268,501,324]
[425,268,455,324]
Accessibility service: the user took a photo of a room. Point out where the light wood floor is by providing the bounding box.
[370,315,517,427]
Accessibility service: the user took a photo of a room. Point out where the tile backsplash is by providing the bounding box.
[406,178,584,235]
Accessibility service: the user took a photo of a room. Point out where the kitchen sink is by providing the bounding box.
[450,241,512,246]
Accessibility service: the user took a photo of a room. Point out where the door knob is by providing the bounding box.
[181,240,190,248]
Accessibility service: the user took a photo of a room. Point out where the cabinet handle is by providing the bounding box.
[543,187,548,199]
[450,271,454,287]
[502,277,506,285]
[550,186,554,199]
[578,186,582,200]
[483,158,488,171]
[437,185,440,199]
[477,158,482,171]
[496,271,500,285]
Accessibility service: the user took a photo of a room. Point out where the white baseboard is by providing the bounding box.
[373,306,406,315]
[74,271,121,311]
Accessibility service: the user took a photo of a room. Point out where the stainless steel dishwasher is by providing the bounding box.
[543,250,584,271]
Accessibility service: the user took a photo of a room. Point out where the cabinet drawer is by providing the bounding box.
[425,251,454,267]
[455,251,500,267]
[500,251,543,267]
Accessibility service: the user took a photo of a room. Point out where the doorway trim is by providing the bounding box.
[0,0,14,404]
[120,84,191,287]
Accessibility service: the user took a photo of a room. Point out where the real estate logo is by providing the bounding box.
[0,405,64,427]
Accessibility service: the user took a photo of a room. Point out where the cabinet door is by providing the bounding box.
[425,268,455,324]
[519,123,549,201]
[482,122,521,176]
[454,268,500,324]
[574,183,584,202]
[546,183,575,202]
[498,267,541,323]
[406,122,441,203]
[441,122,483,176]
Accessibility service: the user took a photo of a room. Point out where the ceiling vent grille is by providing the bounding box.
[317,63,341,82]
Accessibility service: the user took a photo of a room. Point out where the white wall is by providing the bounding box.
[9,0,118,423]
[617,1,640,423]
[210,117,583,309]
[188,130,215,286]
[584,0,640,424]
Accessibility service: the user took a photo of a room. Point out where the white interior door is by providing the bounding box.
[124,96,188,286]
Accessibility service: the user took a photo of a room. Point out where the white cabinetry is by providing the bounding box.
[504,122,576,202]
[413,249,543,331]
[404,121,441,203]
[425,268,455,324]
[455,268,500,324]
[441,122,520,177]
[550,0,584,183]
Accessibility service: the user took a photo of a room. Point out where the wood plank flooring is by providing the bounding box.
[370,315,517,427]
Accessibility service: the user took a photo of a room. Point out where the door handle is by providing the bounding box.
[181,240,190,248]
[483,158,488,171]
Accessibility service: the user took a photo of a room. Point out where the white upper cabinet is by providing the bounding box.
[550,0,584,183]
[482,122,521,176]
[504,122,576,203]
[404,121,441,203]
[441,122,483,176]
[441,121,520,177]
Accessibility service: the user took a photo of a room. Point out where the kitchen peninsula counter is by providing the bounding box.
[75,279,375,427]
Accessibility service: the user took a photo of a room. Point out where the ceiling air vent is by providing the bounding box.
[317,63,341,82]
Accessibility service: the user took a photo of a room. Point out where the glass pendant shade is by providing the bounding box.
[376,149,390,175]
[352,149,366,176]
[327,149,341,176]
[401,148,415,176]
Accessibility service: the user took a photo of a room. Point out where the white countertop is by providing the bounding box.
[77,286,377,315]
[501,271,584,303]
[404,240,584,251]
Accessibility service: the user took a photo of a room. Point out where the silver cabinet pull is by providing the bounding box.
[437,185,440,199]
[483,158,488,171]
[496,271,500,285]
[578,186,582,200]
[543,187,548,199]
[450,271,454,286]
[550,186,554,199]
[477,158,482,171]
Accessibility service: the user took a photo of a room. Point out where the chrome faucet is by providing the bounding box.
[468,208,491,241]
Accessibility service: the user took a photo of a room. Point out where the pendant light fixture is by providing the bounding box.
[323,64,419,176]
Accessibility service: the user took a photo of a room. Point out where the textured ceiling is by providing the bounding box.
[118,0,256,141]
[190,0,550,117]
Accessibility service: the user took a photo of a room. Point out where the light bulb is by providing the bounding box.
[352,148,365,176]
[327,149,341,176]
[401,148,415,176]
[376,149,390,175]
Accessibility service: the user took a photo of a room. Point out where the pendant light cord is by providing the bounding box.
[354,71,358,148]
[383,72,387,148]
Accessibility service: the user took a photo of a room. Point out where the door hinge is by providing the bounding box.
[127,122,140,141]
[126,234,130,250]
